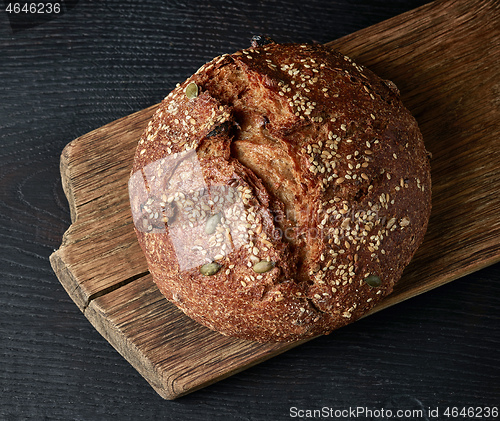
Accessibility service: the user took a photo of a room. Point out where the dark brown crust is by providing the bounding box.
[128,42,432,342]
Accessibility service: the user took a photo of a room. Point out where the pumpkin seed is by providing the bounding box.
[205,212,222,235]
[253,260,275,273]
[185,82,198,99]
[200,262,221,276]
[364,274,381,287]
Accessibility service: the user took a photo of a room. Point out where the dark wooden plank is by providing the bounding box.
[3,1,500,419]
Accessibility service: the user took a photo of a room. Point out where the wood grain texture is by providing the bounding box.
[49,0,500,400]
[2,0,500,419]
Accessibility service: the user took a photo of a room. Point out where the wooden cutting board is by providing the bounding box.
[50,0,500,400]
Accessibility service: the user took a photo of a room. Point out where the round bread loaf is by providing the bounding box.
[128,41,431,342]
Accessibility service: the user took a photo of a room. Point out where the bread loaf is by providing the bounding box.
[128,41,431,342]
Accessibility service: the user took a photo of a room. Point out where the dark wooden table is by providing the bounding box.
[1,1,499,420]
